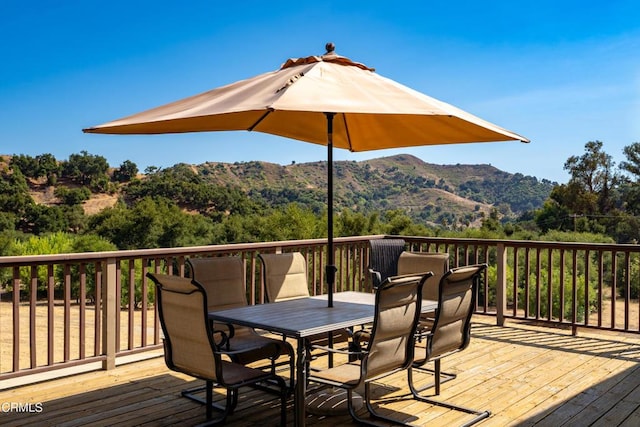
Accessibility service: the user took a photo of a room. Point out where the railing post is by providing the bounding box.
[496,243,507,326]
[102,257,117,370]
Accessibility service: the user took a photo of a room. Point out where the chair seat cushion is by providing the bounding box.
[309,362,362,388]
[219,360,273,385]
[219,328,289,365]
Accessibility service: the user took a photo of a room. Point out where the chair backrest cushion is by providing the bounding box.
[187,256,247,311]
[260,252,309,302]
[397,252,449,300]
[148,273,217,380]
[368,239,406,287]
[429,264,487,360]
[365,273,428,380]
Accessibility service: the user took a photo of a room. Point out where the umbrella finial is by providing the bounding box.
[325,42,335,54]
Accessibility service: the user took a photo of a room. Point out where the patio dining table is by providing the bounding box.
[208,291,438,426]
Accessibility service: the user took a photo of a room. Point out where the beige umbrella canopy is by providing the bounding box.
[84,43,528,149]
[84,43,529,306]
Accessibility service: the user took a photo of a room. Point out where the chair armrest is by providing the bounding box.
[211,321,236,339]
[368,268,382,289]
[216,341,281,359]
[310,343,368,357]
[352,329,371,349]
[212,330,230,350]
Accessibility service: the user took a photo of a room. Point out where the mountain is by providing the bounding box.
[17,153,554,228]
[192,154,554,226]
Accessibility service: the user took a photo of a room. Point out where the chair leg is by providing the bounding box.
[191,378,287,427]
[342,382,414,427]
[276,375,288,426]
[193,380,232,426]
[206,381,213,420]
[408,367,491,427]
[284,343,295,394]
[182,381,229,413]
[410,358,457,394]
[435,359,440,395]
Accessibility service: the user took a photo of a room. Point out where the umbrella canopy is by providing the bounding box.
[84,43,529,306]
[84,44,529,148]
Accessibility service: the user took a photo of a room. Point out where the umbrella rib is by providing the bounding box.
[248,109,274,131]
[339,113,353,151]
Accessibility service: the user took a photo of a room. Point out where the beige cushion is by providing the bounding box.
[260,252,309,301]
[397,252,449,301]
[187,256,247,311]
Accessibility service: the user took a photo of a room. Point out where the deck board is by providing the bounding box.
[2,316,640,426]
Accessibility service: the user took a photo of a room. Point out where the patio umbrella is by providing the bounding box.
[83,42,529,307]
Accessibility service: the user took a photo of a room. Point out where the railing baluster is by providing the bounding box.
[95,261,102,356]
[597,250,604,328]
[141,258,148,348]
[559,249,565,322]
[571,249,578,335]
[128,259,135,351]
[524,247,531,318]
[535,248,542,320]
[611,250,618,328]
[513,247,519,317]
[64,264,71,362]
[79,263,86,360]
[625,251,631,331]
[47,264,54,366]
[29,266,37,369]
[12,266,20,372]
[547,249,553,322]
[584,249,591,327]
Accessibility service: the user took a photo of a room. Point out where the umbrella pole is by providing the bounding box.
[325,112,336,308]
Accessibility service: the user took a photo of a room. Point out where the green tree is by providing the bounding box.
[563,141,619,215]
[113,160,139,182]
[620,142,640,179]
[619,142,640,217]
[88,197,216,249]
[9,154,39,178]
[62,151,109,187]
[55,186,91,205]
[22,204,68,234]
[0,168,34,218]
[36,153,61,185]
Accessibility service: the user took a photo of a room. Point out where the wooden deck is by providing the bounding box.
[2,316,640,427]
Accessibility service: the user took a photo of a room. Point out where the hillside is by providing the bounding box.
[17,153,554,228]
[193,154,554,226]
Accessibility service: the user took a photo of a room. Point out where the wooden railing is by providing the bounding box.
[1,235,639,386]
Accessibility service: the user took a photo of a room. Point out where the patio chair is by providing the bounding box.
[258,252,351,364]
[306,273,430,426]
[368,238,406,289]
[186,256,294,394]
[147,272,288,426]
[397,251,455,388]
[408,264,491,426]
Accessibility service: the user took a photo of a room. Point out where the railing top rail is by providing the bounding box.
[401,235,640,252]
[0,235,387,266]
[2,234,639,266]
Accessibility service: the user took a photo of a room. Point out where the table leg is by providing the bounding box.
[295,337,307,426]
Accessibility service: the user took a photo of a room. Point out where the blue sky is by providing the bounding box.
[2,1,639,184]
